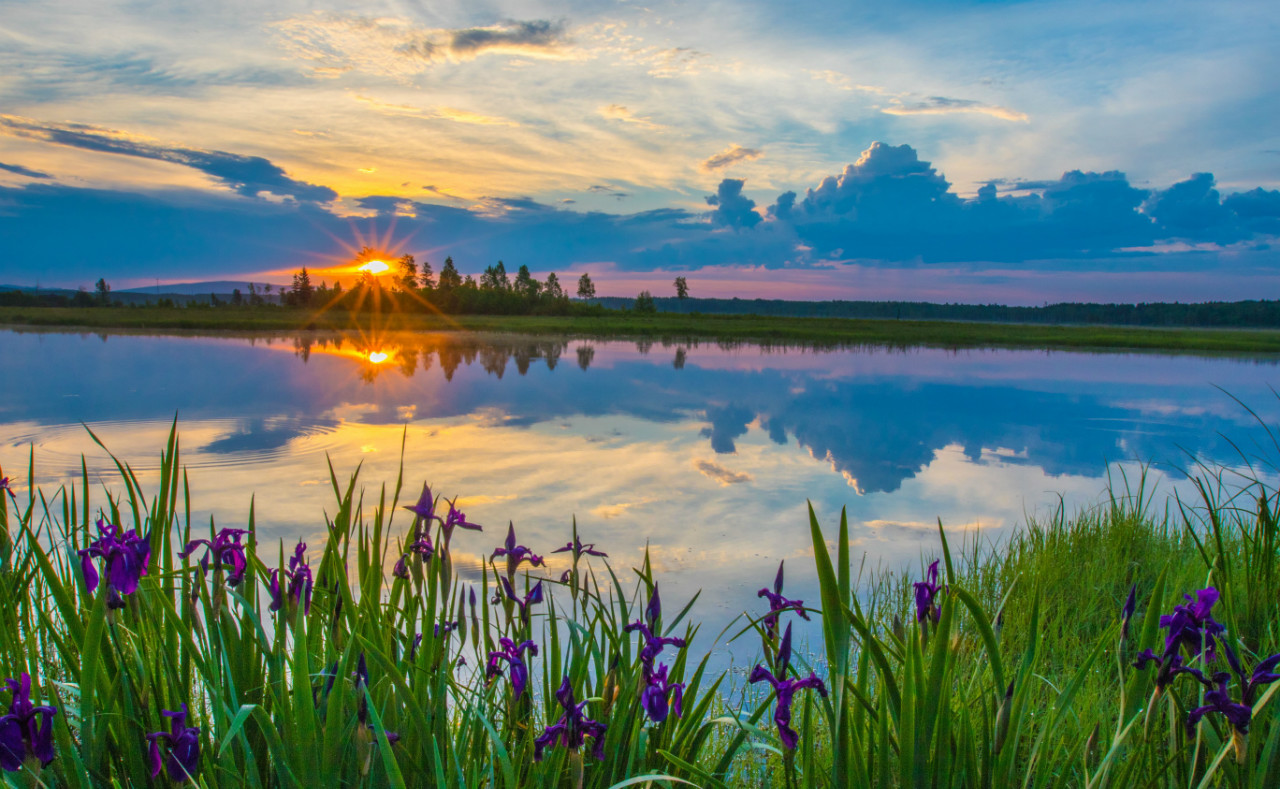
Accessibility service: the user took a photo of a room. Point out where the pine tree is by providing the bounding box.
[420,259,435,289]
[438,257,462,290]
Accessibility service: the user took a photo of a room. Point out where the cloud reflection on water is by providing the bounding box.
[1,328,1278,663]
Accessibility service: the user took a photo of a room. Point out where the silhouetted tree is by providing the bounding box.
[634,290,657,314]
[577,272,596,299]
[438,257,462,291]
[94,278,111,305]
[674,276,689,299]
[231,288,243,306]
[514,264,540,298]
[544,272,565,300]
[397,254,419,292]
[420,259,435,289]
[290,267,314,306]
[481,261,510,291]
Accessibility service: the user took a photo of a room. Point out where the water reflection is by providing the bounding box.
[1,327,1278,664]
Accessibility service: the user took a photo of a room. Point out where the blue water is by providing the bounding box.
[2,327,1278,668]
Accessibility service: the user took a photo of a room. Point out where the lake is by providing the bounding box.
[2,327,1278,667]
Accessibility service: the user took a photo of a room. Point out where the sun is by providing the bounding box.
[358,260,391,275]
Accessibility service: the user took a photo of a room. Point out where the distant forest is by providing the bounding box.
[597,296,1280,328]
[5,257,1280,327]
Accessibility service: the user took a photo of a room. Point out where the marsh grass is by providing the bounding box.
[5,307,1280,353]
[0,421,1278,787]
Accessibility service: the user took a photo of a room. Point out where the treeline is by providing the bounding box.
[279,253,613,316]
[596,296,1280,328]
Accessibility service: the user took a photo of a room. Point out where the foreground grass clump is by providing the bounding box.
[0,427,1278,787]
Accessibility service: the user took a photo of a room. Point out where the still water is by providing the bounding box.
[2,327,1278,664]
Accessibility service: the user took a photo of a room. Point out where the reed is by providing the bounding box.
[0,421,1276,787]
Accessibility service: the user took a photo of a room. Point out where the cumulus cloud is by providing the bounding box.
[706,179,762,229]
[0,162,51,179]
[273,14,573,78]
[693,458,753,485]
[1143,173,1239,242]
[0,115,335,202]
[882,96,1028,122]
[701,144,764,172]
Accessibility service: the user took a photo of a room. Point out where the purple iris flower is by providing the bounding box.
[533,677,608,762]
[624,585,687,671]
[748,623,828,749]
[640,663,685,724]
[499,578,544,623]
[77,518,151,609]
[1183,641,1280,741]
[491,523,545,579]
[402,483,437,524]
[553,534,607,560]
[1121,584,1137,640]
[179,528,248,587]
[439,500,482,547]
[0,674,57,771]
[913,560,943,624]
[486,638,538,699]
[269,541,313,616]
[758,561,810,640]
[1159,588,1226,661]
[1186,672,1253,737]
[391,536,434,580]
[0,467,15,502]
[352,654,400,745]
[146,703,200,781]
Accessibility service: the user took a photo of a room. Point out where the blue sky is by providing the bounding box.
[0,0,1277,302]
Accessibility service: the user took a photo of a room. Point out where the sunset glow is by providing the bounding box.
[367,351,389,364]
[358,260,390,275]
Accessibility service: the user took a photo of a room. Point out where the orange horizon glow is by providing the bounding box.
[358,260,391,275]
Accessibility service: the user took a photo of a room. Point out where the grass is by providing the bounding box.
[2,422,1280,787]
[5,306,1280,353]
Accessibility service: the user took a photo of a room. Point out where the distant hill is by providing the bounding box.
[119,280,284,296]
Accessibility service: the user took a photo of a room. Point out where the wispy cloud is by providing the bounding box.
[0,115,335,202]
[273,14,575,78]
[702,144,764,172]
[0,162,52,179]
[693,458,753,485]
[883,96,1029,122]
[598,104,662,130]
[588,184,629,200]
[804,70,890,94]
[353,95,518,126]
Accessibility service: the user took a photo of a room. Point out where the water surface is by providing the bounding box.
[2,328,1278,665]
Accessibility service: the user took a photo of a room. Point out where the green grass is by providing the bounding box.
[2,424,1280,787]
[5,305,1280,352]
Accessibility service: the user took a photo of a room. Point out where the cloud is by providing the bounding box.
[354,95,517,126]
[705,179,762,229]
[804,70,890,94]
[0,162,52,179]
[1143,173,1238,242]
[882,96,1029,122]
[587,185,629,199]
[273,14,572,78]
[450,20,567,57]
[701,144,764,172]
[693,458,753,485]
[598,104,662,130]
[0,115,335,202]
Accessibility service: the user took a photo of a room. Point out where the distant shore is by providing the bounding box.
[4,305,1280,353]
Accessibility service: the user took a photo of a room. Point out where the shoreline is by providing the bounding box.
[4,305,1280,353]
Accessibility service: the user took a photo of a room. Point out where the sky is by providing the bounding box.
[0,0,1278,303]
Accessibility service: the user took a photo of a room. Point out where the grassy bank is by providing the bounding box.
[5,305,1280,352]
[2,426,1279,787]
